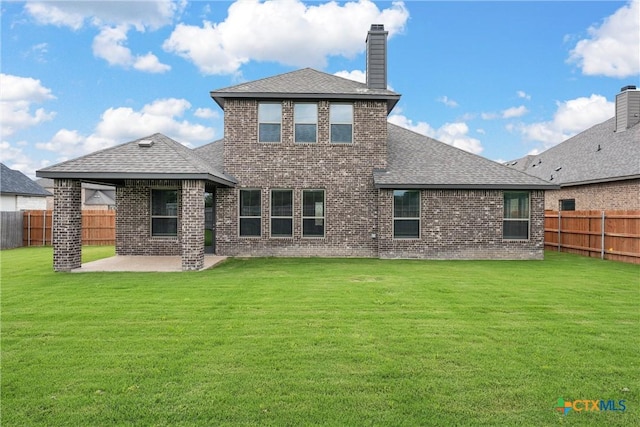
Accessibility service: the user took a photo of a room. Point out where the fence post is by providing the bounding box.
[27,211,31,247]
[43,210,46,246]
[557,210,561,252]
[601,210,605,260]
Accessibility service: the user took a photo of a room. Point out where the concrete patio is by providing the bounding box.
[71,255,227,272]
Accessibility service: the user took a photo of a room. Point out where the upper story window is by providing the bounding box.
[258,102,282,143]
[330,104,353,144]
[393,190,420,238]
[294,103,317,143]
[151,189,178,237]
[503,192,530,240]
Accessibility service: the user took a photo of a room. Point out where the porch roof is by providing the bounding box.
[36,133,237,188]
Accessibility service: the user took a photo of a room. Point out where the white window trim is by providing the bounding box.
[270,189,294,238]
[393,190,421,240]
[329,103,354,144]
[238,188,262,238]
[503,191,531,241]
[258,102,282,143]
[302,189,325,239]
[294,103,318,144]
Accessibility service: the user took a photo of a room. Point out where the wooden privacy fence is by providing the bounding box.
[23,210,115,246]
[545,210,640,264]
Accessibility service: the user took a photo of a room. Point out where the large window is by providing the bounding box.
[393,190,420,238]
[258,103,282,143]
[294,103,317,143]
[151,189,178,237]
[503,192,530,240]
[302,190,325,238]
[330,104,353,143]
[271,189,293,237]
[239,189,261,237]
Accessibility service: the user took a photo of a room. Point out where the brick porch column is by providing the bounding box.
[181,180,205,271]
[53,179,82,271]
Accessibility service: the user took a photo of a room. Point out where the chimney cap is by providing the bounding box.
[621,85,637,92]
[369,24,385,31]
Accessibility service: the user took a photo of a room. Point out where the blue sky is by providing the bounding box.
[1,0,639,178]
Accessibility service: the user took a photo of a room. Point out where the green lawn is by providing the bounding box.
[1,247,638,426]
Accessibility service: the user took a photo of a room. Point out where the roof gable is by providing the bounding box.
[375,125,556,189]
[210,68,400,112]
[507,118,640,186]
[1,163,51,196]
[36,133,236,187]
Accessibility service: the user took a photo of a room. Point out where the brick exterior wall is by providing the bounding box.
[116,180,182,256]
[53,179,82,271]
[181,179,205,270]
[378,189,545,260]
[545,179,640,210]
[216,99,387,257]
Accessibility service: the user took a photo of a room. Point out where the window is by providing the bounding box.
[151,189,178,237]
[560,199,575,211]
[393,190,420,238]
[239,189,261,237]
[271,189,293,237]
[503,192,530,240]
[330,104,353,143]
[258,103,282,143]
[294,103,317,143]
[303,190,325,237]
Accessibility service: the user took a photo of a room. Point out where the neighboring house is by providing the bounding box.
[506,86,640,211]
[36,178,116,210]
[1,163,51,211]
[37,25,555,271]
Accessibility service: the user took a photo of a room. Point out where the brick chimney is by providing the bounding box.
[615,85,640,132]
[366,24,388,90]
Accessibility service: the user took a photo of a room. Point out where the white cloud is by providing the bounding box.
[516,94,614,148]
[0,74,56,137]
[194,108,219,119]
[25,1,178,73]
[437,96,458,108]
[388,113,483,154]
[517,90,531,100]
[35,98,215,159]
[163,0,409,75]
[334,69,366,83]
[502,106,528,119]
[568,0,640,77]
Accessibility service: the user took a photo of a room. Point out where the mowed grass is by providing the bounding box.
[1,247,638,426]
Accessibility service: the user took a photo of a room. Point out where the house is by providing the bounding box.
[36,178,116,210]
[37,25,555,271]
[1,163,51,211]
[506,85,640,211]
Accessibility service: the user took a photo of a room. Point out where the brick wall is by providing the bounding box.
[217,99,387,257]
[116,180,182,256]
[181,179,205,270]
[53,179,82,271]
[545,179,640,210]
[378,189,545,260]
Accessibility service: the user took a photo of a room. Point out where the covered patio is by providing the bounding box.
[71,255,227,272]
[36,133,236,272]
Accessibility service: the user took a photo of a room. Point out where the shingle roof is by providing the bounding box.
[1,163,51,196]
[374,124,556,189]
[36,133,236,187]
[506,118,640,186]
[193,139,224,172]
[210,68,400,112]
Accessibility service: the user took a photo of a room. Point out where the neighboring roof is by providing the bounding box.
[506,118,640,186]
[1,163,51,197]
[210,68,401,113]
[85,189,116,206]
[374,124,557,190]
[36,133,237,187]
